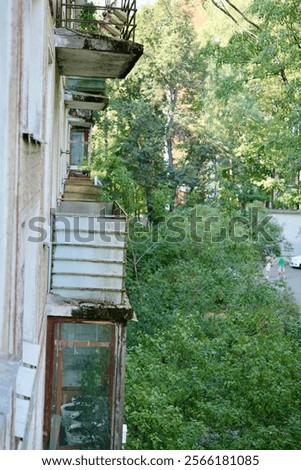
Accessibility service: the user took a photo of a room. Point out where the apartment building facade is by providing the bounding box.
[0,0,142,450]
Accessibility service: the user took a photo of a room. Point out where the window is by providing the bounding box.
[44,319,116,450]
[70,130,89,166]
[22,0,45,143]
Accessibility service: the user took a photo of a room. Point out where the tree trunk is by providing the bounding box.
[103,110,109,159]
[166,115,174,172]
[145,186,154,222]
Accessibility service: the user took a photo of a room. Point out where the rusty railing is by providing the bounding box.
[57,0,137,41]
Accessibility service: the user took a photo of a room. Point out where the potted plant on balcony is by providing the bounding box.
[79,2,98,34]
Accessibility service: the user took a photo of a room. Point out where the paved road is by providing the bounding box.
[268,264,301,309]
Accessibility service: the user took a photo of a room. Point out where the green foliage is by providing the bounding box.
[89,0,301,448]
[91,0,301,213]
[91,81,168,219]
[91,0,206,216]
[124,206,301,449]
[197,0,301,208]
[79,2,98,34]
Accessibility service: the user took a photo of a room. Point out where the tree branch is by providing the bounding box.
[224,0,261,31]
[211,0,239,27]
[210,0,258,39]
[209,0,300,117]
[286,23,301,49]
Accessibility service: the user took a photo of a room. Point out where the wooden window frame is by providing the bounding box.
[43,316,123,450]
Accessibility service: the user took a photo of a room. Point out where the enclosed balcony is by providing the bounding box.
[67,77,106,94]
[68,128,92,168]
[44,316,127,449]
[68,109,93,128]
[50,201,128,306]
[55,0,143,79]
[65,77,108,111]
[45,198,132,450]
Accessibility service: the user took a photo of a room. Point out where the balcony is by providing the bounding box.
[45,197,132,450]
[65,90,108,111]
[62,172,101,201]
[68,109,93,128]
[55,0,143,79]
[65,77,108,111]
[67,77,106,94]
[58,0,137,41]
[50,201,128,306]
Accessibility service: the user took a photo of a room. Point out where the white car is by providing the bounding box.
[290,255,301,269]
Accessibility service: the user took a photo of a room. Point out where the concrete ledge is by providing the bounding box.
[54,28,143,78]
[64,91,109,110]
[45,293,133,322]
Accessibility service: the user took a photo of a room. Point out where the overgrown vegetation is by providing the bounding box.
[124,207,301,449]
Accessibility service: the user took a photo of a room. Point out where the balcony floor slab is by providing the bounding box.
[45,293,134,322]
[65,91,109,110]
[55,28,143,78]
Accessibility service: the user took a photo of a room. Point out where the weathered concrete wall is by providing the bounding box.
[0,0,22,358]
[0,0,69,449]
[0,3,24,449]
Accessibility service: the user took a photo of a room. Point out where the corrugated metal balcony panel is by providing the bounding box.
[51,201,128,305]
[55,215,127,233]
[64,196,99,202]
[53,244,125,262]
[52,259,125,276]
[54,231,125,247]
[63,184,101,194]
[51,287,123,304]
[52,273,124,290]
[57,201,126,217]
[65,177,94,186]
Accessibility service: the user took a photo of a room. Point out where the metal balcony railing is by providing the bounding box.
[57,0,137,41]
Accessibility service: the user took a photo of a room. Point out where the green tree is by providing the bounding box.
[92,79,167,220]
[198,0,301,208]
[91,0,206,216]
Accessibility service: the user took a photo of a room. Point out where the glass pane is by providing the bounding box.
[70,132,86,165]
[49,322,114,450]
[63,323,113,342]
